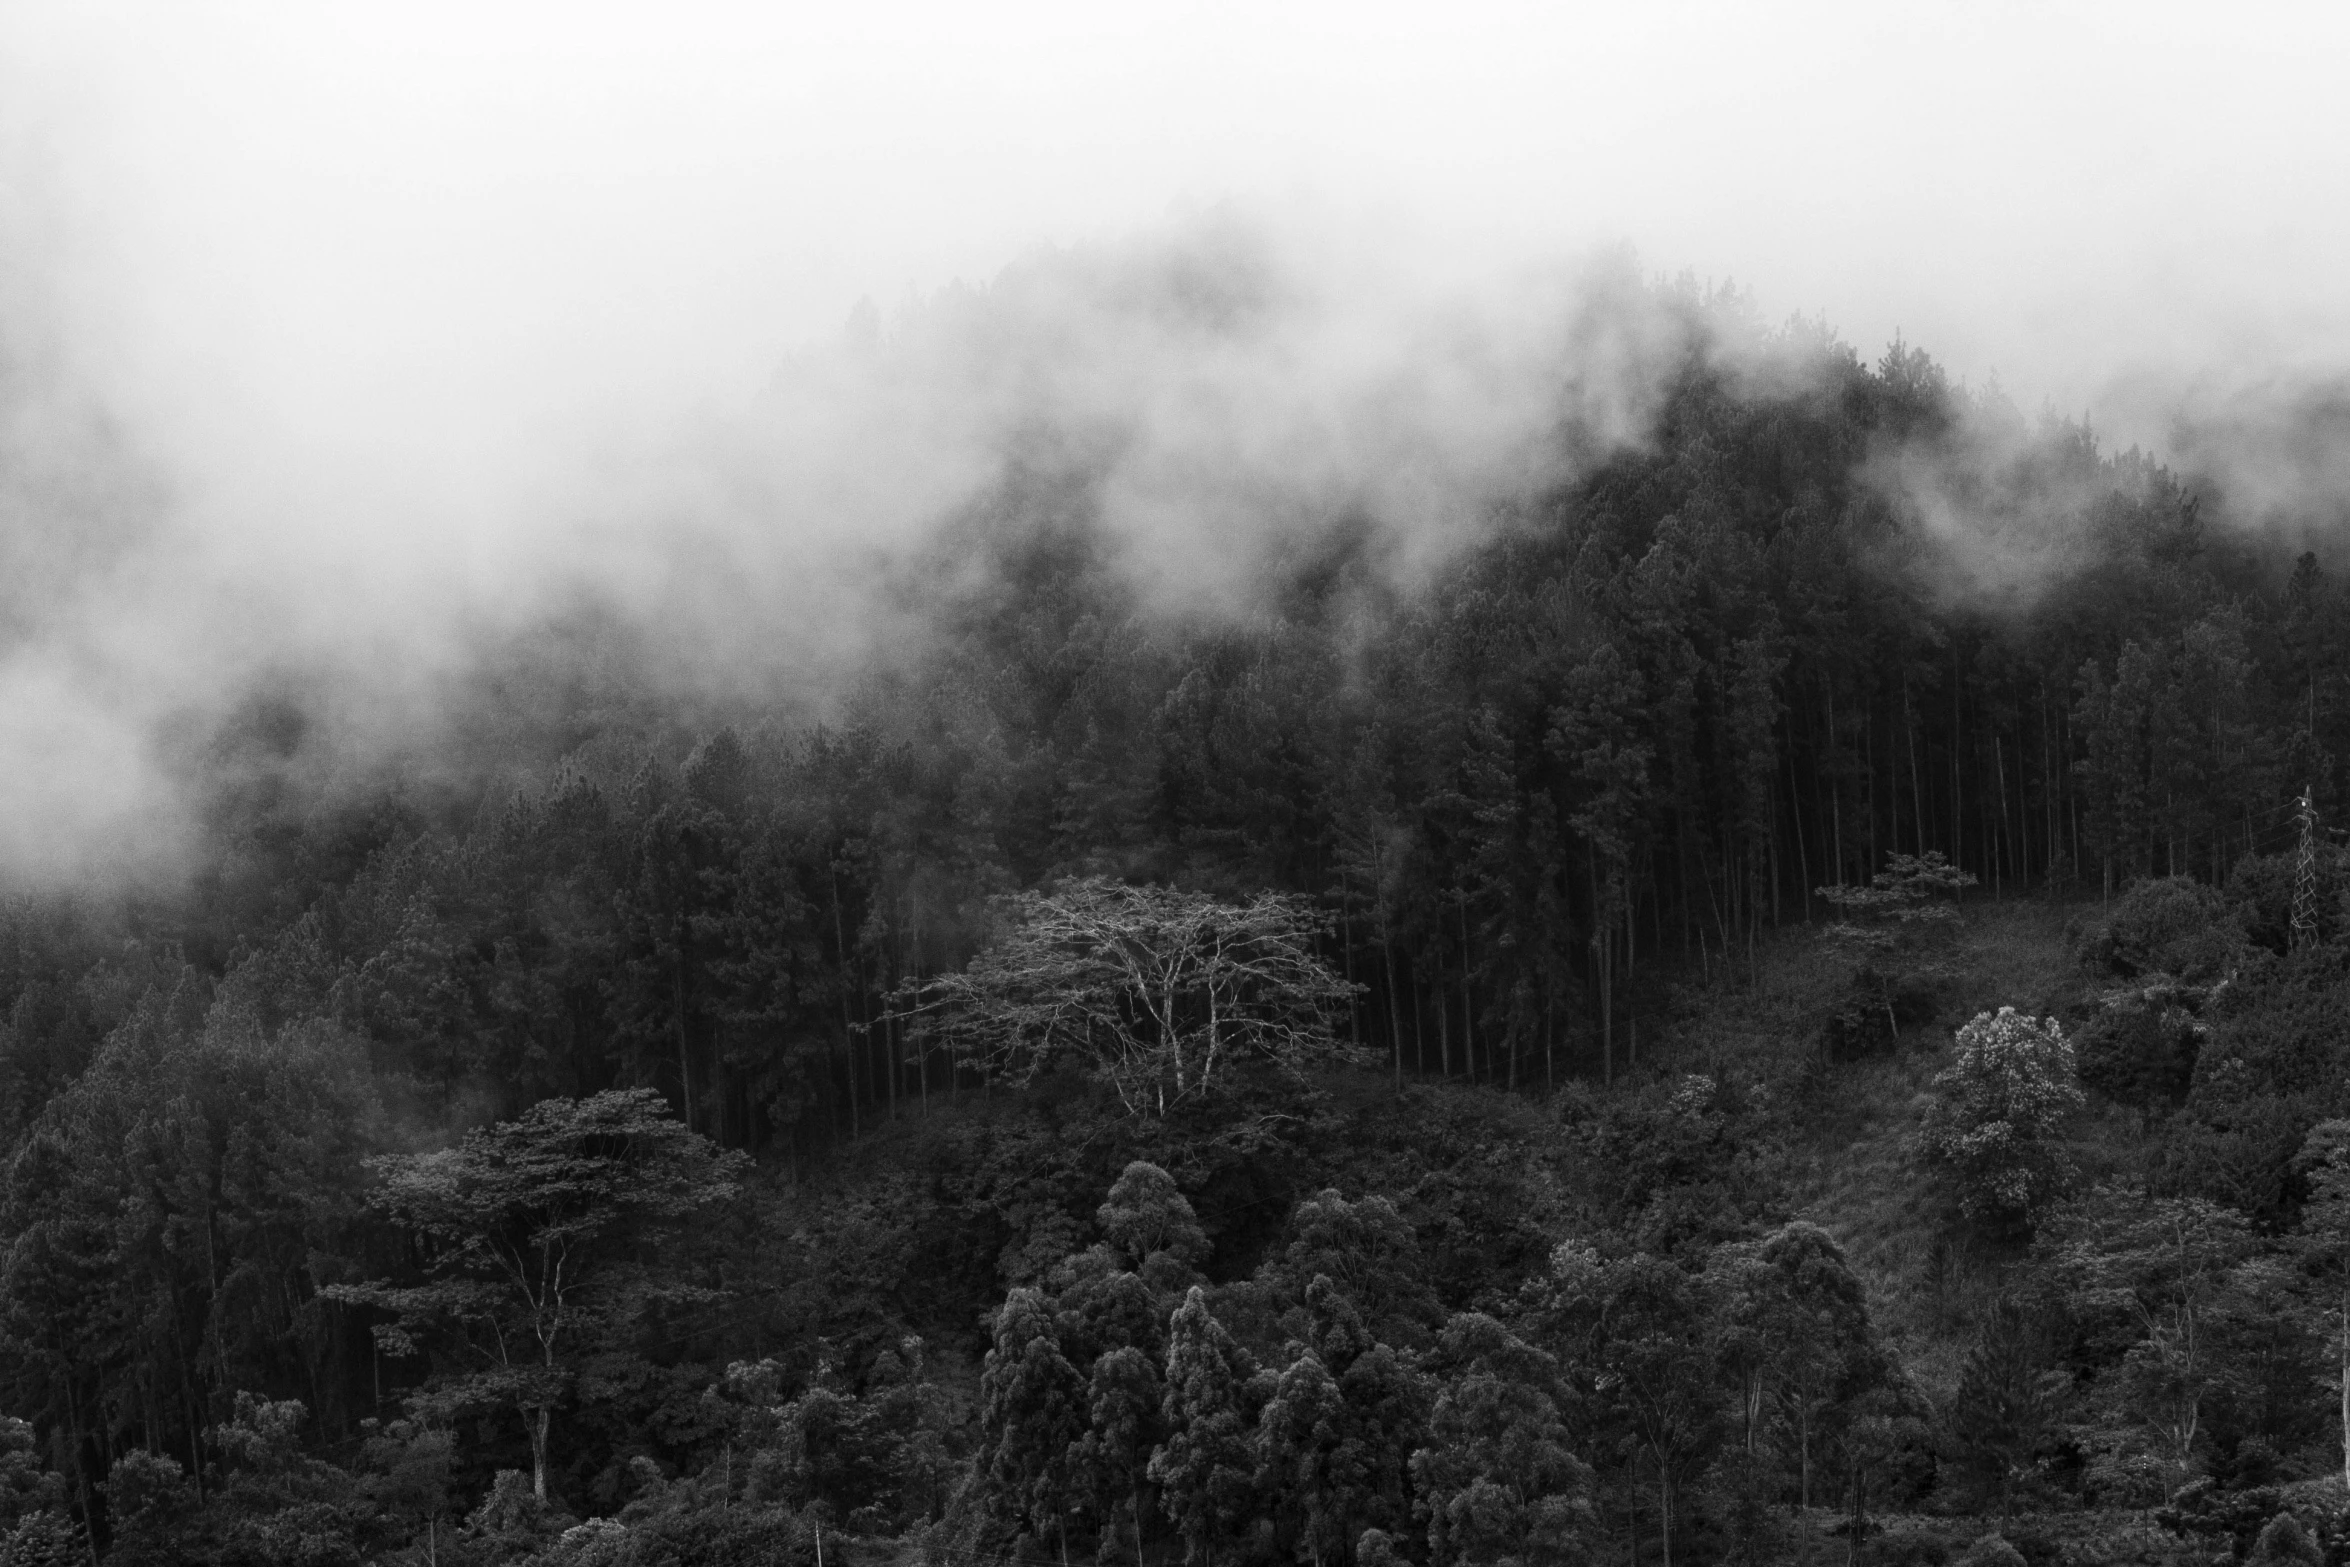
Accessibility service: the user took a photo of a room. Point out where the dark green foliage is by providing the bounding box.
[1257,1191,1441,1347]
[2158,948,2350,1221]
[0,1415,70,1567]
[0,1508,76,1567]
[2250,1511,2322,1567]
[1867,1521,1951,1567]
[2073,988,2202,1114]
[1559,1072,1785,1255]
[1410,1313,1589,1567]
[1095,1161,1211,1274]
[328,1089,749,1506]
[1946,1299,2064,1521]
[1151,1288,1258,1567]
[1956,1533,2025,1567]
[1074,1345,1162,1567]
[99,1451,195,1567]
[2071,877,2247,983]
[974,1288,1086,1553]
[0,1420,60,1531]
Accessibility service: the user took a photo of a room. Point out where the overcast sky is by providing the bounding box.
[10,2,2350,455]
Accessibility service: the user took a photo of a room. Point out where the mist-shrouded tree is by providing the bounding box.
[327,1088,746,1505]
[897,878,1359,1116]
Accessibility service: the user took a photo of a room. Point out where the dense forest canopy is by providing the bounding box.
[8,256,2350,1566]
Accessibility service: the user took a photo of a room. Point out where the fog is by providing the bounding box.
[3,2,2348,884]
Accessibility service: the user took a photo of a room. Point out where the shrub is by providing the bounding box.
[2070,876,2246,982]
[1867,1521,1952,1567]
[1957,1533,2026,1567]
[1918,1009,2085,1225]
[2073,989,2201,1113]
[2250,1511,2321,1567]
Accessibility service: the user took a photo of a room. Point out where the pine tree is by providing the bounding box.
[1947,1298,2063,1524]
[1075,1346,1164,1567]
[1151,1287,1258,1567]
[978,1287,1088,1560]
[1257,1349,1347,1567]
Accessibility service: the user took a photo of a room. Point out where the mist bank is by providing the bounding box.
[3,213,2350,901]
[0,218,1720,888]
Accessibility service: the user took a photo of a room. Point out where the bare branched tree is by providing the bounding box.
[892,879,1360,1116]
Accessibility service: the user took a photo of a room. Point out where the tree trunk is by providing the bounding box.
[831,865,858,1139]
[1905,670,1925,856]
[1659,1459,1673,1567]
[1437,979,1451,1077]
[1827,682,1843,884]
[1545,996,1555,1095]
[1846,1459,1862,1567]
[1788,748,1812,922]
[65,1379,99,1567]
[1383,928,1404,1090]
[531,1406,551,1503]
[673,938,694,1134]
[1341,895,1359,1049]
[1799,1409,1810,1510]
[1456,889,1475,1080]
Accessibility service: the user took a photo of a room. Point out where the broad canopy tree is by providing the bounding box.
[897,878,1359,1116]
[329,1088,747,1504]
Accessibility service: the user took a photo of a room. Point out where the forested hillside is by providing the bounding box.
[7,275,2350,1566]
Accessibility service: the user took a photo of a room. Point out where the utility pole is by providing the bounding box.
[2294,785,2320,951]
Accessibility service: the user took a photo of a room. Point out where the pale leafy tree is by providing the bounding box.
[1917,1009,2084,1224]
[327,1089,747,1504]
[897,879,1359,1117]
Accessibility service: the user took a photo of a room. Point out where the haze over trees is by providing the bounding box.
[7,265,2350,1563]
